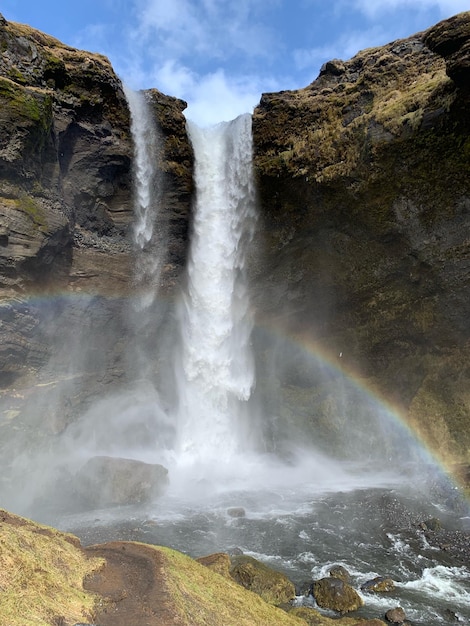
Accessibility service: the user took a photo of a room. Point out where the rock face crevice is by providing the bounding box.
[251,11,470,463]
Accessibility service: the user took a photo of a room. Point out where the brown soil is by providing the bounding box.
[84,541,184,626]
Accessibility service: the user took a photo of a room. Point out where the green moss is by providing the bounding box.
[17,195,48,231]
[0,77,52,129]
[7,67,26,85]
[0,78,53,158]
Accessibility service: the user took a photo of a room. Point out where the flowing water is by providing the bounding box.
[124,86,164,296]
[173,116,257,470]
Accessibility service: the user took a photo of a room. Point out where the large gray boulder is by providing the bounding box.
[75,455,168,508]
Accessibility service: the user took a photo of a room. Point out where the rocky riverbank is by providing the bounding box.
[1,501,469,626]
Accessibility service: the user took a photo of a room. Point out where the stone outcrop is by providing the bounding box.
[251,11,470,466]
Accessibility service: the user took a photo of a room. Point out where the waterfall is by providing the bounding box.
[124,86,173,392]
[174,114,257,469]
[124,86,165,309]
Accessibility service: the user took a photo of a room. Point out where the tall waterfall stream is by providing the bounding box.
[7,94,469,624]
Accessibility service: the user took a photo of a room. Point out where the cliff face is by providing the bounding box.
[252,12,470,463]
[0,15,193,389]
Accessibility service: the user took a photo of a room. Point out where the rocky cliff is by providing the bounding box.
[251,11,470,465]
[0,14,193,391]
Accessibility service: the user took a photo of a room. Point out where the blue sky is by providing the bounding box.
[2,0,468,126]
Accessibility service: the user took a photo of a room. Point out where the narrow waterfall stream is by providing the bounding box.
[124,86,165,299]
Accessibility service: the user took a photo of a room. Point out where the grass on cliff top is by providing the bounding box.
[255,41,454,183]
[0,510,103,626]
[6,20,111,67]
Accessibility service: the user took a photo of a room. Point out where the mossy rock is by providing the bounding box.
[361,576,395,593]
[230,554,296,606]
[312,577,364,614]
[196,552,231,579]
[329,565,351,583]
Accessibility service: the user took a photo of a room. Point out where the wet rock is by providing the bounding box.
[229,554,295,606]
[75,455,168,508]
[385,606,407,623]
[420,516,442,531]
[312,577,363,613]
[329,564,351,583]
[361,576,395,593]
[227,506,246,518]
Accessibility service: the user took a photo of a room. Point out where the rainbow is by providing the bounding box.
[256,321,469,498]
[1,289,468,500]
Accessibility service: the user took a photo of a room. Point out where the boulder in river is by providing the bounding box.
[75,455,168,508]
[361,576,395,593]
[312,577,364,613]
[329,564,351,583]
[385,606,407,623]
[229,554,295,606]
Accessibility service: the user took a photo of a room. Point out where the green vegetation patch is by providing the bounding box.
[16,194,48,231]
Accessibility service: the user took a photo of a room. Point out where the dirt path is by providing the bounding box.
[84,541,183,626]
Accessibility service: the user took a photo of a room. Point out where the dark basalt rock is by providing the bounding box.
[424,11,470,89]
[251,11,470,468]
[0,14,193,390]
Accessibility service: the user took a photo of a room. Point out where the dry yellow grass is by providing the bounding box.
[0,510,103,626]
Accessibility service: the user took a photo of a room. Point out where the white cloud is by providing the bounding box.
[294,25,390,78]
[352,0,469,18]
[149,60,275,127]
[131,0,274,62]
[183,70,264,127]
[115,0,281,125]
